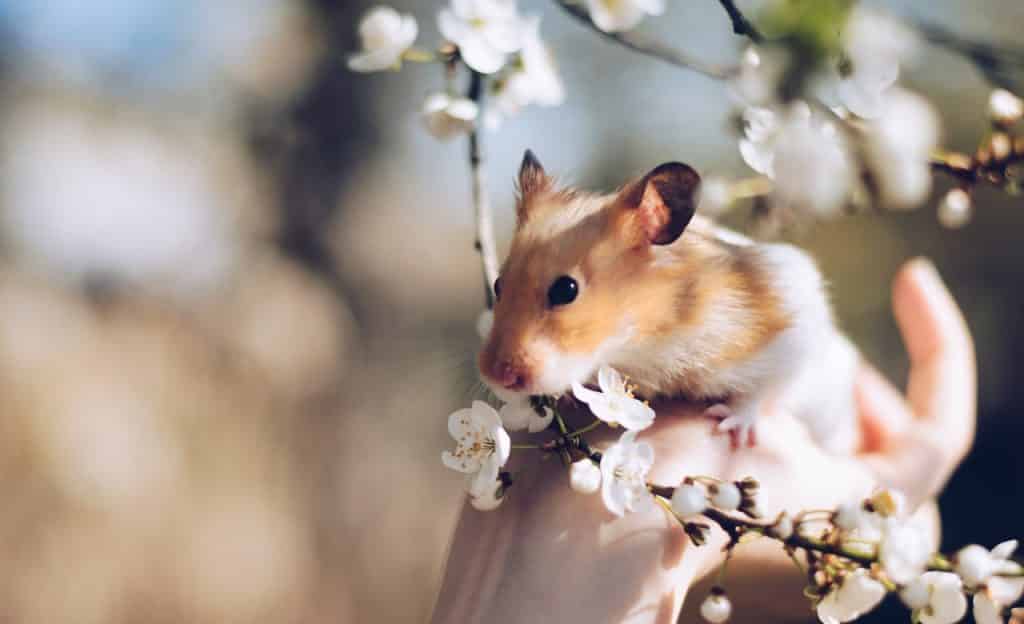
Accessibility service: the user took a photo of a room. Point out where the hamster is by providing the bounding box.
[478,150,860,453]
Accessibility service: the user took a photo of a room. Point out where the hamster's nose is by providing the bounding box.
[497,361,527,391]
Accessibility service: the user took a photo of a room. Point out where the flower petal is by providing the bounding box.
[472,400,502,430]
[602,477,628,516]
[492,424,511,466]
[470,457,500,497]
[633,440,655,468]
[442,450,479,474]
[598,365,625,395]
[447,407,476,440]
[438,8,469,42]
[458,34,507,74]
[572,381,604,405]
[614,397,656,431]
[993,540,1019,561]
[973,592,1002,624]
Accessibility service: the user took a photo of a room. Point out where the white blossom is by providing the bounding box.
[989,89,1024,126]
[569,459,602,494]
[974,576,1024,624]
[491,16,565,124]
[671,482,707,519]
[938,188,972,229]
[442,401,512,498]
[572,365,655,431]
[600,430,655,516]
[740,102,855,218]
[585,0,664,33]
[957,541,1020,588]
[900,572,968,624]
[816,569,886,623]
[469,479,505,510]
[421,92,479,140]
[701,592,733,623]
[862,88,940,210]
[347,6,418,73]
[438,0,528,74]
[879,520,932,584]
[830,7,918,119]
[498,397,553,433]
[710,482,741,512]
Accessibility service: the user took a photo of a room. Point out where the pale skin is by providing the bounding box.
[431,258,976,624]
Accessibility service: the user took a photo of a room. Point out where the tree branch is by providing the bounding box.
[930,140,1024,189]
[913,20,1024,92]
[466,70,500,308]
[717,0,764,43]
[554,0,736,79]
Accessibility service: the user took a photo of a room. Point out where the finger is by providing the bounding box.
[892,258,976,455]
[860,259,976,504]
[854,365,912,453]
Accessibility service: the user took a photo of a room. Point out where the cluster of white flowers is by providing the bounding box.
[956,541,1024,624]
[442,364,656,514]
[812,490,1024,624]
[568,366,659,516]
[725,5,946,222]
[825,7,919,120]
[441,401,511,510]
[349,1,565,139]
[739,101,856,218]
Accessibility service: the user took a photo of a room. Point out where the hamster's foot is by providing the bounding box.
[704,403,757,450]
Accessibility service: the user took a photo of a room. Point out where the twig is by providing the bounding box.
[914,20,1024,92]
[717,0,764,43]
[646,484,1024,577]
[554,1,735,79]
[930,140,1024,189]
[466,70,501,308]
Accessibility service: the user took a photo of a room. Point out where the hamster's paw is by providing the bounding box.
[706,404,758,450]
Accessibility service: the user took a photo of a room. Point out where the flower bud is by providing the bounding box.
[938,188,972,229]
[709,482,742,511]
[989,88,1024,127]
[569,459,601,494]
[770,513,794,540]
[955,544,994,587]
[701,588,732,623]
[672,483,707,519]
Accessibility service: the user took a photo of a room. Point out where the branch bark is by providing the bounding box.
[717,0,764,43]
[466,71,500,308]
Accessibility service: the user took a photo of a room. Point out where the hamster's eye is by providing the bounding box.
[494,277,503,301]
[547,276,578,307]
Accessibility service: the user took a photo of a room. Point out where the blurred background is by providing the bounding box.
[0,0,1019,622]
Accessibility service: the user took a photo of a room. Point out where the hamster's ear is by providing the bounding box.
[515,149,551,222]
[619,162,700,245]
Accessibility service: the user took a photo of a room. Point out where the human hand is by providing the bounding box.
[431,258,976,624]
